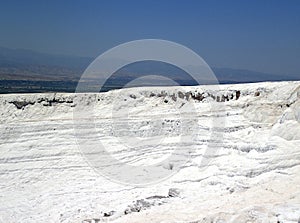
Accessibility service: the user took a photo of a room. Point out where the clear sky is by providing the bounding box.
[0,0,299,75]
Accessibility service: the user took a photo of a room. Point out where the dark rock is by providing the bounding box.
[171,94,177,101]
[209,93,216,100]
[129,94,136,99]
[191,93,204,101]
[185,92,192,100]
[164,163,173,170]
[124,199,150,214]
[236,90,241,100]
[178,91,184,99]
[103,210,115,217]
[37,97,73,106]
[83,219,100,223]
[254,91,260,97]
[221,95,229,102]
[9,101,35,109]
[157,91,167,97]
[168,188,180,197]
[146,195,167,199]
[124,195,168,215]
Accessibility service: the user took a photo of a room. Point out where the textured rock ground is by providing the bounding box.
[0,81,299,223]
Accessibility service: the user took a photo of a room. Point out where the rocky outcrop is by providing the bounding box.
[124,191,176,215]
[8,97,74,109]
[37,97,73,106]
[9,100,35,109]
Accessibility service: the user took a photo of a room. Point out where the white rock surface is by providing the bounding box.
[0,81,299,223]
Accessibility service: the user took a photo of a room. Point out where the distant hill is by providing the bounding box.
[0,46,298,93]
[0,47,92,69]
[0,47,92,81]
[212,67,299,83]
[117,61,299,84]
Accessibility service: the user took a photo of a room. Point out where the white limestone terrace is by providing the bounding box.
[0,81,299,223]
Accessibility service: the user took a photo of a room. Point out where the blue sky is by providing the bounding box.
[0,0,299,75]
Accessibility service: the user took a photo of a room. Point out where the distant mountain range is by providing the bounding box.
[0,46,299,93]
[0,47,91,81]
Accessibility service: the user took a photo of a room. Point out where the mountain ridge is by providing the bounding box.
[0,46,299,93]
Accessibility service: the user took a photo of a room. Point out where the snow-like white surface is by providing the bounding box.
[0,81,299,222]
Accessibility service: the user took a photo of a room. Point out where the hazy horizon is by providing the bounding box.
[0,0,300,76]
